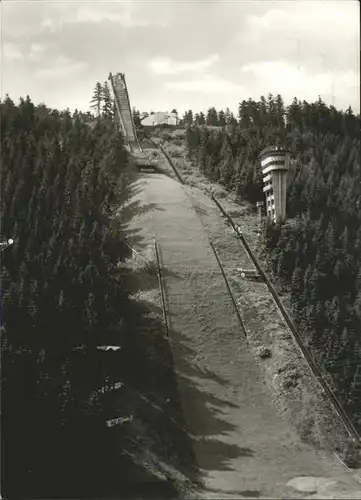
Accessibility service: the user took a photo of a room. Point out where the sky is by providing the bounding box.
[1,0,360,116]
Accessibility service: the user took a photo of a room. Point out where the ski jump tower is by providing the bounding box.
[108,72,142,154]
[259,146,290,223]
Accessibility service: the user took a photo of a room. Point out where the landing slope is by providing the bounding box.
[129,172,361,499]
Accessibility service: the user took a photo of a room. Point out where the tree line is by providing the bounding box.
[184,94,361,432]
[181,107,238,127]
[131,107,238,128]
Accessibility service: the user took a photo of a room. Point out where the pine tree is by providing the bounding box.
[182,110,193,126]
[90,82,103,117]
[238,100,251,128]
[198,111,206,125]
[206,107,218,126]
[218,110,226,127]
[275,94,285,128]
[102,81,113,118]
[225,107,232,125]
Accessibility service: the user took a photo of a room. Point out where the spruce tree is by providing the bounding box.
[206,107,218,126]
[90,82,103,117]
[102,81,113,118]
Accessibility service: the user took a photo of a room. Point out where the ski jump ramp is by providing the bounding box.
[109,72,142,155]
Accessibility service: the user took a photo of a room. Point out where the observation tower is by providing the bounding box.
[259,146,290,223]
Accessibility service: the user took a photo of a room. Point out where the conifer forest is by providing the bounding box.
[1,87,360,498]
[0,94,189,498]
[184,95,361,434]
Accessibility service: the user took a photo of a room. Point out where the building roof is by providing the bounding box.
[258,145,289,160]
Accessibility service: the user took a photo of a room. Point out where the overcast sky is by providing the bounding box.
[1,0,360,116]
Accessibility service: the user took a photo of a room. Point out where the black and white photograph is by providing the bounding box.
[1,0,360,498]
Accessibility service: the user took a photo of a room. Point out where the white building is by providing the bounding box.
[141,111,177,127]
[259,146,290,223]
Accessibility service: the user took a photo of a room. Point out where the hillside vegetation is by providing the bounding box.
[182,95,361,434]
[0,96,193,498]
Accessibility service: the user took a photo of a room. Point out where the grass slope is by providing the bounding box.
[148,129,361,498]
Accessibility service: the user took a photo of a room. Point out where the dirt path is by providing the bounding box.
[129,172,361,499]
